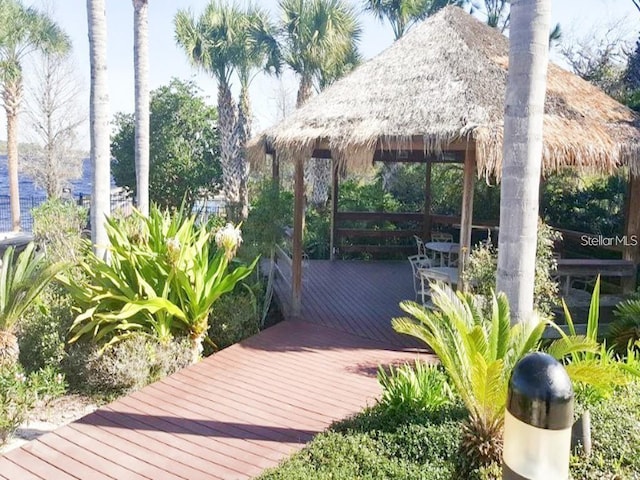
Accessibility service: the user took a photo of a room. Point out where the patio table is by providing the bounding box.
[425,242,460,267]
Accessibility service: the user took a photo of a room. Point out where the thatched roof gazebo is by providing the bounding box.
[248,6,640,314]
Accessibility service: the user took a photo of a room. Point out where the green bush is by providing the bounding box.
[0,364,66,446]
[31,199,88,264]
[570,383,640,479]
[63,334,192,395]
[463,220,560,315]
[243,181,293,256]
[206,286,259,354]
[377,361,452,414]
[17,283,75,373]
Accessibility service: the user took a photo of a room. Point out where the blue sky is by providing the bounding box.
[8,0,640,149]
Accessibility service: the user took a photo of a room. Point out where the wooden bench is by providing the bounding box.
[555,259,637,295]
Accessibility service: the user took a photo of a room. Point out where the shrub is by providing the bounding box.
[63,334,192,395]
[61,207,258,361]
[608,297,640,353]
[377,361,452,414]
[569,383,640,479]
[31,199,88,264]
[206,286,259,354]
[0,364,66,446]
[243,181,293,256]
[463,220,560,315]
[17,282,75,373]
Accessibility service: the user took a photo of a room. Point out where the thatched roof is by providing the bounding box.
[248,6,640,177]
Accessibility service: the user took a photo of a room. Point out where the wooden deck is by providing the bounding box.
[1,261,428,479]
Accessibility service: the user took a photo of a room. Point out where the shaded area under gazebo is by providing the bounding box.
[249,6,640,315]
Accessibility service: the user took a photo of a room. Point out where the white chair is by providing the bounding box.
[413,235,426,256]
[408,254,433,300]
[418,269,452,307]
[431,232,453,243]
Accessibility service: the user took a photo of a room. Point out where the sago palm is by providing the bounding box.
[0,243,63,366]
[393,284,548,467]
[0,0,70,231]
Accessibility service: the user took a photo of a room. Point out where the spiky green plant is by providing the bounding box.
[377,361,452,413]
[392,284,548,468]
[62,206,258,362]
[549,276,636,404]
[0,243,63,366]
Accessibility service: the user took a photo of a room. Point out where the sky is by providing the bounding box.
[5,0,640,150]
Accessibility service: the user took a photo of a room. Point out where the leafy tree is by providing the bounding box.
[625,35,640,111]
[111,79,222,210]
[0,0,70,230]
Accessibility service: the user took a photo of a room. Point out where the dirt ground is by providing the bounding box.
[0,394,98,454]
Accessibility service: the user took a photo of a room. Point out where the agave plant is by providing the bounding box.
[0,243,63,367]
[62,207,258,362]
[392,284,548,468]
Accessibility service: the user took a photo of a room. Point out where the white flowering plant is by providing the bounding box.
[62,206,258,361]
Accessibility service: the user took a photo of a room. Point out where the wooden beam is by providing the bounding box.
[623,172,640,293]
[423,159,432,239]
[373,151,464,163]
[330,157,339,260]
[314,136,475,153]
[458,149,476,291]
[292,157,305,315]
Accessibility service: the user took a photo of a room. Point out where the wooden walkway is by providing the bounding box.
[1,261,429,479]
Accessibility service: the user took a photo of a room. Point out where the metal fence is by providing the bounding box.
[0,189,134,232]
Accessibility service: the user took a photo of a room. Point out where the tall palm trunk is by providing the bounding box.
[217,82,241,220]
[236,84,251,219]
[87,0,111,258]
[2,80,22,231]
[297,75,331,207]
[496,0,551,324]
[133,0,150,216]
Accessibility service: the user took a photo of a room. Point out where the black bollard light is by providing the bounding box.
[503,352,574,480]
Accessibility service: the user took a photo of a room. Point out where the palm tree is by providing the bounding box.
[234,6,280,218]
[87,0,111,257]
[175,2,246,220]
[280,0,362,206]
[0,0,69,231]
[364,0,464,40]
[133,0,150,216]
[496,0,552,324]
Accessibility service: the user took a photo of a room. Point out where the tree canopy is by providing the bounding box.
[111,79,222,210]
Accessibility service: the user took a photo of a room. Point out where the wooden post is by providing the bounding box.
[271,152,280,187]
[292,157,305,315]
[330,156,339,260]
[423,158,432,239]
[623,172,640,293]
[458,149,476,291]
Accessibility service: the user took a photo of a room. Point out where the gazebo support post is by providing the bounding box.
[271,152,280,187]
[458,148,476,291]
[292,157,305,316]
[623,172,640,293]
[330,156,339,261]
[423,158,432,239]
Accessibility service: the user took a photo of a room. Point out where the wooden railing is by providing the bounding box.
[331,212,500,257]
